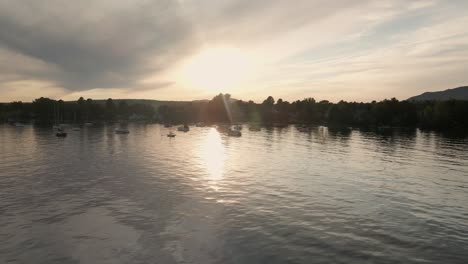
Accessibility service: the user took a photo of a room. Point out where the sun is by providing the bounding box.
[178,47,253,92]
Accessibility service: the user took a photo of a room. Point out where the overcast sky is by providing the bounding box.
[1,0,467,102]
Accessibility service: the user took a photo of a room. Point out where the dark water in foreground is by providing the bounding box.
[1,124,467,264]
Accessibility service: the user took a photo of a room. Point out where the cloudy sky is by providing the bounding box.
[0,0,467,102]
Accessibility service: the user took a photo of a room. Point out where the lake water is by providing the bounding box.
[1,124,467,264]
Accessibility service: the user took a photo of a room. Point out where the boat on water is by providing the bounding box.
[227,129,242,137]
[14,122,25,127]
[167,132,176,138]
[249,125,261,131]
[177,124,190,132]
[115,128,130,134]
[56,131,67,137]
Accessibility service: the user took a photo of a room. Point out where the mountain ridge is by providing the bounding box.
[408,86,468,101]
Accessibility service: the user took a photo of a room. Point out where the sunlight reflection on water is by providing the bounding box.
[198,128,226,185]
[0,124,468,264]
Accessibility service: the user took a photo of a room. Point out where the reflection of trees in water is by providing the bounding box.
[313,126,352,146]
[356,128,418,157]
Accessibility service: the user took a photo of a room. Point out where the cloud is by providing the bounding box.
[1,0,383,99]
[220,0,468,102]
[0,0,196,92]
[0,0,467,102]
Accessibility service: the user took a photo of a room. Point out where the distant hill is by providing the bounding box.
[408,86,468,101]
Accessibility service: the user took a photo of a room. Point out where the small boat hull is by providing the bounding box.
[228,130,242,137]
[115,128,130,134]
[249,125,261,131]
[56,132,67,137]
[177,125,190,132]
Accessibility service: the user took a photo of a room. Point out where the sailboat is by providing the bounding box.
[53,102,67,137]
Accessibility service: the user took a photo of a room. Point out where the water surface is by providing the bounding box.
[1,124,467,263]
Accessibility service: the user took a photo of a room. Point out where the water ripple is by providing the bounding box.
[0,124,467,263]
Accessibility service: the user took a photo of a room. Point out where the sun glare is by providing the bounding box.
[178,48,253,92]
[198,128,226,183]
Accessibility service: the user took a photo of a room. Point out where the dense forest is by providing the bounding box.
[1,94,468,130]
[0,97,156,125]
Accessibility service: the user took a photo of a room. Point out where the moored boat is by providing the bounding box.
[56,131,67,137]
[115,128,130,134]
[177,124,189,132]
[227,129,242,137]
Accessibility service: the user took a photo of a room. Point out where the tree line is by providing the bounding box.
[159,94,468,130]
[0,97,155,125]
[1,94,468,130]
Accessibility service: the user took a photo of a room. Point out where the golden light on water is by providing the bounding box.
[198,128,227,183]
[178,48,253,92]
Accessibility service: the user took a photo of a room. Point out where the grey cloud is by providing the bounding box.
[0,0,377,94]
[0,0,438,97]
[0,0,197,91]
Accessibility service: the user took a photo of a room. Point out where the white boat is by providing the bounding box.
[167,132,176,138]
[115,128,130,134]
